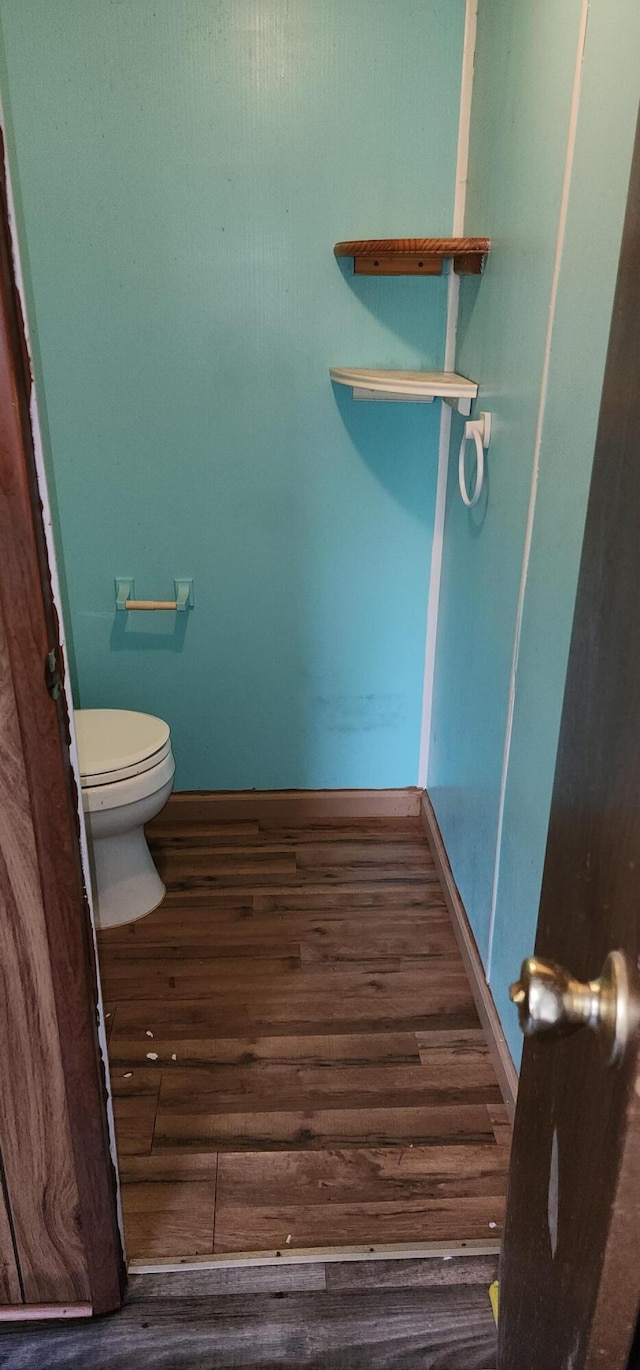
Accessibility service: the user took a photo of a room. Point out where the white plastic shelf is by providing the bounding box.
[330,367,478,416]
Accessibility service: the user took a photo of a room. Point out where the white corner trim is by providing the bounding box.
[486,0,590,975]
[418,0,478,787]
[452,0,478,239]
[418,400,452,788]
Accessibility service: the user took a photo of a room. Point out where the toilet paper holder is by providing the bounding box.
[115,577,194,611]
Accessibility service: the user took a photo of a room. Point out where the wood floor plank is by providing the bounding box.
[104,946,460,975]
[103,959,471,997]
[109,999,252,1039]
[101,908,453,957]
[110,997,480,1041]
[111,1092,159,1158]
[295,862,437,888]
[258,818,427,842]
[154,885,443,913]
[119,1152,219,1184]
[252,886,444,912]
[154,891,254,909]
[299,920,456,963]
[158,1060,503,1113]
[99,953,302,1001]
[325,1254,499,1290]
[132,888,441,918]
[416,1029,497,1069]
[157,873,446,901]
[109,936,302,961]
[148,819,261,844]
[156,848,299,892]
[215,1144,511,1207]
[0,1282,498,1368]
[109,1066,162,1164]
[294,840,435,869]
[163,873,442,896]
[122,1177,216,1259]
[213,1194,505,1252]
[98,898,275,949]
[105,964,480,1034]
[125,1262,328,1298]
[110,1066,162,1096]
[156,844,293,864]
[108,1031,423,1070]
[151,827,433,854]
[153,1103,497,1153]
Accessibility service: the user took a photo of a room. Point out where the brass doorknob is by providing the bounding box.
[510,951,640,1065]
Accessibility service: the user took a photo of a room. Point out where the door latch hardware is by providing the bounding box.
[510,951,640,1066]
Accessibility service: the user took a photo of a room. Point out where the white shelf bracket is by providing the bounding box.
[443,395,473,417]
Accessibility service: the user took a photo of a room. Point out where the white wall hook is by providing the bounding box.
[459,410,492,507]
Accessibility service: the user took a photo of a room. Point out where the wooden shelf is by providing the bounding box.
[334,238,490,276]
[330,368,478,415]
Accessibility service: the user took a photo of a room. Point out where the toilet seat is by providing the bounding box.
[81,747,175,814]
[76,709,171,787]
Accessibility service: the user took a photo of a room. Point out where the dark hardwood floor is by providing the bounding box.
[97,813,511,1261]
[0,1256,499,1369]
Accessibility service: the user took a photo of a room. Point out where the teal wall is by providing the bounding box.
[0,0,465,790]
[429,0,640,1064]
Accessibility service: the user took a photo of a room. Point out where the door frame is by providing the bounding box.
[0,128,123,1316]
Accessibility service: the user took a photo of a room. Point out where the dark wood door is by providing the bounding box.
[498,115,640,1368]
[0,132,123,1314]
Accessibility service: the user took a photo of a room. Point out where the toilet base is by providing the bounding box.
[82,756,174,929]
[88,824,166,929]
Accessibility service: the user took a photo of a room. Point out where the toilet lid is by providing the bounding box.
[75,709,172,787]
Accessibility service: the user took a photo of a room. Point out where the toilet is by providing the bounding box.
[76,709,175,929]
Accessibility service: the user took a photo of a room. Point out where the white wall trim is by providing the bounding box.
[485,0,590,974]
[418,0,478,786]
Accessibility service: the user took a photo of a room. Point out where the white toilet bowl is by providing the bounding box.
[76,709,175,929]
